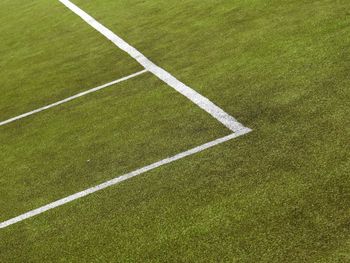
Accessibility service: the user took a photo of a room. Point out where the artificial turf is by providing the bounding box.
[1,0,350,262]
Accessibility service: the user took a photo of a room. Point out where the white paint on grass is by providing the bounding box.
[0,131,250,229]
[0,70,147,127]
[59,0,251,134]
[0,0,254,230]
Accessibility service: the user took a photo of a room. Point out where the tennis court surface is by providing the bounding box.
[1,0,349,262]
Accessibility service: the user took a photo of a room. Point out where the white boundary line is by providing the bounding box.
[59,0,251,134]
[0,131,250,229]
[0,0,254,229]
[0,70,147,127]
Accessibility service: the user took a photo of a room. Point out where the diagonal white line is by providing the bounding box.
[59,0,251,134]
[0,0,254,230]
[0,69,147,127]
[0,131,250,229]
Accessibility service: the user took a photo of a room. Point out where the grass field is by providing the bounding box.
[0,0,349,262]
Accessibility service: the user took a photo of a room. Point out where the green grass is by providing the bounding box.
[0,71,228,221]
[1,0,350,262]
[0,0,141,121]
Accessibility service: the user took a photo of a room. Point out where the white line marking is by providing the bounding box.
[0,0,254,230]
[0,131,250,229]
[0,70,147,127]
[59,0,251,134]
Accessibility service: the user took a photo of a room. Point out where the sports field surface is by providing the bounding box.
[0,0,349,262]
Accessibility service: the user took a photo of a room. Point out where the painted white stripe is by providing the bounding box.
[59,0,251,134]
[0,131,250,229]
[0,70,147,127]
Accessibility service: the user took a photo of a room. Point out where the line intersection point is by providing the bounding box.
[0,131,250,229]
[0,0,253,229]
[0,70,147,127]
[59,0,251,134]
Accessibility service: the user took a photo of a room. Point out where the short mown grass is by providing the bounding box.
[0,0,141,121]
[1,0,349,262]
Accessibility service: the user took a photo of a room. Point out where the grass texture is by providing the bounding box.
[1,0,349,262]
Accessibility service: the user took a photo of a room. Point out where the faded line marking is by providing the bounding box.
[0,70,147,127]
[59,0,251,134]
[0,130,250,229]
